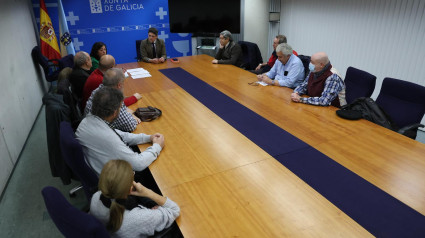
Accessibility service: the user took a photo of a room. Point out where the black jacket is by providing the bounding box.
[215,41,244,68]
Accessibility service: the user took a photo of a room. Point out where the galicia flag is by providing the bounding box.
[58,0,75,56]
[39,0,61,60]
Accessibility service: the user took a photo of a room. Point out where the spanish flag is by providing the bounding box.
[39,0,61,60]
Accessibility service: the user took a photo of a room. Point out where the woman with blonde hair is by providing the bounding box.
[90,160,180,237]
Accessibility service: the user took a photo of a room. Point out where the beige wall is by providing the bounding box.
[0,0,47,195]
[243,0,270,62]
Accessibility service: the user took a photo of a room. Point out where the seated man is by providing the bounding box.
[212,30,244,67]
[291,52,346,107]
[69,51,93,100]
[253,35,298,75]
[76,86,164,175]
[85,68,141,132]
[257,43,304,88]
[82,54,115,109]
[140,27,166,63]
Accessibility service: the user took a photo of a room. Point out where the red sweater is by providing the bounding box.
[82,69,103,109]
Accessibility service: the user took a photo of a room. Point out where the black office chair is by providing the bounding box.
[60,121,99,201]
[375,77,425,139]
[41,186,110,238]
[135,40,142,61]
[344,67,377,104]
[31,46,74,82]
[238,41,263,70]
[297,55,311,78]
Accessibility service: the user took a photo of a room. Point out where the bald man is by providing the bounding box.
[83,55,142,112]
[82,54,115,109]
[69,51,93,100]
[291,52,346,107]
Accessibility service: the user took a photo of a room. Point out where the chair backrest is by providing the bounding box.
[31,45,69,82]
[59,54,75,69]
[60,121,98,201]
[376,77,425,128]
[344,66,377,104]
[136,40,142,61]
[297,55,311,78]
[31,46,49,70]
[238,41,262,70]
[42,186,110,238]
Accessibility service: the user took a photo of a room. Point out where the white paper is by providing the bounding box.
[132,74,152,79]
[126,68,151,79]
[257,81,268,86]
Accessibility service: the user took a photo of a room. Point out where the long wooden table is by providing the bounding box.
[120,55,425,237]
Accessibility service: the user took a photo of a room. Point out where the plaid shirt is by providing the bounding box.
[294,73,345,106]
[84,84,137,132]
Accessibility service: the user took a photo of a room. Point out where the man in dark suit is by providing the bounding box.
[212,30,244,68]
[69,51,93,100]
[140,27,167,63]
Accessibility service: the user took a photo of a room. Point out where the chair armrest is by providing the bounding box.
[397,123,424,135]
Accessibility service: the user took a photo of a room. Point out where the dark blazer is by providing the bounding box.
[69,67,92,99]
[42,93,74,185]
[140,38,167,62]
[215,41,244,67]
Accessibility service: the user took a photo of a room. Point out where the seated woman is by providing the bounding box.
[90,42,107,71]
[90,160,180,237]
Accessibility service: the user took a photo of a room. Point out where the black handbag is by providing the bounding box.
[134,106,162,122]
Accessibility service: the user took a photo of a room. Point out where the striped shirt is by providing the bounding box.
[85,84,138,132]
[294,73,345,106]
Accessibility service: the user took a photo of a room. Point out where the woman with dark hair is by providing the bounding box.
[90,42,107,71]
[90,160,180,237]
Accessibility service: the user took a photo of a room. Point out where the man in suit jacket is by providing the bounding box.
[212,30,244,68]
[140,27,166,63]
[69,51,93,100]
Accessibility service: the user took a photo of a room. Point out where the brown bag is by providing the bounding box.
[134,106,162,122]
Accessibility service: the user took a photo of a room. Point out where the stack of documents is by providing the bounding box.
[126,68,151,79]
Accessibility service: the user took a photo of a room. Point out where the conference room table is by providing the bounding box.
[120,55,425,237]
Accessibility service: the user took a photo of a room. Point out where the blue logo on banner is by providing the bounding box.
[33,0,192,63]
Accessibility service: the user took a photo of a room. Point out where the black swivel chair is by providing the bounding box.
[31,46,74,82]
[375,77,425,139]
[344,67,377,104]
[41,186,110,238]
[238,41,263,70]
[60,121,99,201]
[297,55,311,78]
[135,40,142,61]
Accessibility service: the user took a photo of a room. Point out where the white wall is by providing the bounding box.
[0,0,47,195]
[244,0,270,62]
[280,0,425,99]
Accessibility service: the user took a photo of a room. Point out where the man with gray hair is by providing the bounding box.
[291,52,346,107]
[257,43,304,88]
[85,68,140,132]
[69,51,93,100]
[212,30,244,67]
[76,87,165,175]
